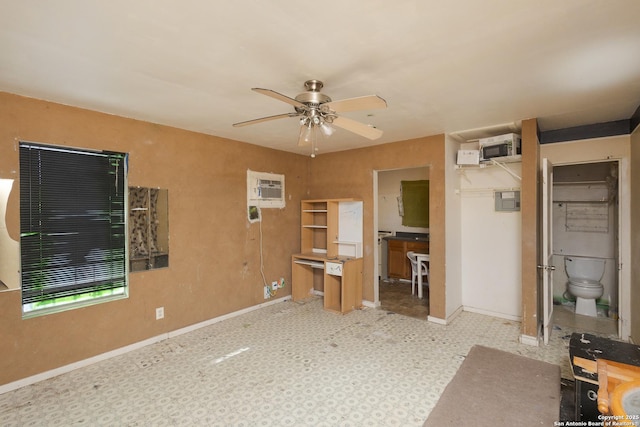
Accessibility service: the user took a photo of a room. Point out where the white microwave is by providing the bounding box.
[480,133,521,160]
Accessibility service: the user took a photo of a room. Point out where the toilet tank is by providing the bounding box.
[564,256,605,281]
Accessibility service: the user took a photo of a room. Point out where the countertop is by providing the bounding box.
[383,232,429,243]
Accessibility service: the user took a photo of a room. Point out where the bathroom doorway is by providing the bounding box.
[551,160,619,336]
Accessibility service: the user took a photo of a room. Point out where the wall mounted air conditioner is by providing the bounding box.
[247,170,285,208]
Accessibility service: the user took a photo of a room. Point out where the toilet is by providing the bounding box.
[565,256,605,317]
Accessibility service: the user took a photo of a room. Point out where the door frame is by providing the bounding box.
[540,158,628,340]
[373,166,431,309]
[541,158,554,345]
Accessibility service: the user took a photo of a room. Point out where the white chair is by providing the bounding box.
[407,251,429,296]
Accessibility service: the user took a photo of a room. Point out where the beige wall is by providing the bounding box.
[631,125,640,343]
[0,92,308,386]
[0,92,448,387]
[539,135,630,163]
[306,135,447,319]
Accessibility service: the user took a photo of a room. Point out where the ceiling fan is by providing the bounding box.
[233,80,387,157]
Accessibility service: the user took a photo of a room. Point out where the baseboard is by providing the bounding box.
[0,295,291,395]
[167,295,291,338]
[361,299,380,309]
[427,315,446,324]
[520,334,540,347]
[427,305,463,325]
[463,305,522,322]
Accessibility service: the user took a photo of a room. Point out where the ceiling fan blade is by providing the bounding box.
[233,112,299,127]
[324,95,387,113]
[252,88,307,110]
[332,116,383,140]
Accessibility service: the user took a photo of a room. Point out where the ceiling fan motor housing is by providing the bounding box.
[304,79,323,92]
[295,91,331,106]
[295,80,333,120]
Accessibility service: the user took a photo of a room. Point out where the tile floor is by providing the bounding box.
[553,303,618,337]
[378,279,428,320]
[0,297,599,426]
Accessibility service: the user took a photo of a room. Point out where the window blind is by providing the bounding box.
[19,142,127,310]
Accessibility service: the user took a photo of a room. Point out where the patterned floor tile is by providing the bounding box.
[1,297,582,426]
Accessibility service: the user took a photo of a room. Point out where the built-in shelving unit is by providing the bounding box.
[452,122,523,178]
[293,198,363,314]
[301,200,330,254]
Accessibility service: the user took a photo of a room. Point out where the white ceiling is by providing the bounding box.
[1,1,639,156]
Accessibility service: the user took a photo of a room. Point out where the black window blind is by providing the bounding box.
[19,143,127,308]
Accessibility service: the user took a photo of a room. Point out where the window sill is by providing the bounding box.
[22,292,128,319]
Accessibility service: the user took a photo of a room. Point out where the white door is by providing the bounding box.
[541,158,555,345]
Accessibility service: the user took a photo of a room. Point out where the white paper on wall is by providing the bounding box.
[338,201,363,258]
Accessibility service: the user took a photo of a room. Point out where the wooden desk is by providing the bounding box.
[570,333,640,421]
[291,253,363,314]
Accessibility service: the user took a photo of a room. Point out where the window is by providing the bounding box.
[19,142,128,316]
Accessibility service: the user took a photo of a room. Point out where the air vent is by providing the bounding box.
[247,170,285,208]
[257,179,282,199]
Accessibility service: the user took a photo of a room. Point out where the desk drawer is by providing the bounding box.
[326,262,343,276]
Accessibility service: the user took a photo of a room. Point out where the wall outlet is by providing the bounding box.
[264,285,270,299]
[156,307,164,320]
[271,281,278,292]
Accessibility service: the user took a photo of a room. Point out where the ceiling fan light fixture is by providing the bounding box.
[298,122,313,145]
[311,128,318,158]
[320,122,334,137]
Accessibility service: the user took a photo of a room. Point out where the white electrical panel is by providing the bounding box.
[494,190,521,212]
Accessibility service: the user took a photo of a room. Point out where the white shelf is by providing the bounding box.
[294,259,325,269]
[456,155,522,180]
[554,180,607,186]
[456,154,521,169]
[455,186,521,195]
[333,240,363,258]
[483,155,522,164]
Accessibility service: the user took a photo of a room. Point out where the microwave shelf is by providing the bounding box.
[480,154,522,164]
[455,155,522,181]
[455,154,521,169]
